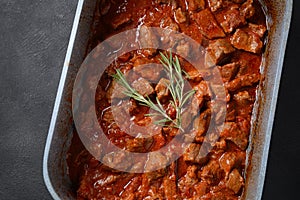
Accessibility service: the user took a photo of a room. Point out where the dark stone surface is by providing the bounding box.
[0,0,77,199]
[0,0,298,199]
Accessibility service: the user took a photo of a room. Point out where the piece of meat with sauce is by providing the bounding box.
[144,152,170,172]
[174,8,187,24]
[155,78,170,102]
[219,151,246,177]
[226,73,261,91]
[183,143,208,165]
[194,80,212,101]
[160,16,179,31]
[187,0,206,12]
[156,0,177,7]
[226,102,237,121]
[131,77,154,97]
[201,189,238,200]
[200,160,224,185]
[220,117,250,150]
[138,25,159,56]
[191,95,204,116]
[192,9,226,39]
[125,137,154,152]
[178,165,200,198]
[233,90,254,105]
[233,90,255,117]
[215,4,247,33]
[231,28,264,54]
[240,0,255,19]
[207,0,223,12]
[205,39,235,68]
[193,109,212,141]
[111,13,132,29]
[176,40,191,59]
[231,0,246,3]
[133,62,164,82]
[162,163,179,199]
[248,23,267,38]
[218,62,240,82]
[106,80,127,102]
[226,169,244,194]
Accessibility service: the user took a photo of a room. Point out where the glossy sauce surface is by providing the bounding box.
[68,0,267,199]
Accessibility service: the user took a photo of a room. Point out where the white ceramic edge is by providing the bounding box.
[254,1,293,199]
[42,0,85,199]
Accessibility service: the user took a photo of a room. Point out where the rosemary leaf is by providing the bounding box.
[112,51,195,130]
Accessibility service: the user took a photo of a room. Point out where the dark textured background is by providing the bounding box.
[0,0,299,199]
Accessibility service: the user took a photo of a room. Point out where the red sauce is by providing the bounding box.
[68,0,267,199]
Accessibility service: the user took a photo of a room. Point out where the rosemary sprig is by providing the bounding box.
[112,51,196,130]
[159,51,196,129]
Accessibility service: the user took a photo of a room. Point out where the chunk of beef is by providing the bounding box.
[125,137,153,152]
[193,109,212,140]
[240,0,255,19]
[190,95,204,116]
[118,52,132,62]
[183,143,208,164]
[226,169,244,194]
[178,165,200,197]
[106,80,127,102]
[211,100,227,125]
[219,151,246,176]
[192,9,226,39]
[155,78,170,102]
[156,0,178,8]
[176,40,190,59]
[231,0,246,3]
[111,100,149,133]
[160,17,179,31]
[220,118,250,150]
[233,91,255,117]
[194,80,212,100]
[225,73,260,91]
[226,102,236,121]
[102,151,134,171]
[218,62,239,82]
[77,170,124,199]
[231,29,263,53]
[215,4,246,33]
[163,163,179,199]
[138,25,159,55]
[119,177,141,199]
[181,109,194,130]
[248,23,267,38]
[205,39,235,68]
[188,0,206,12]
[133,63,164,82]
[151,132,167,150]
[111,13,132,29]
[174,8,187,24]
[185,68,205,83]
[193,181,209,197]
[233,91,254,105]
[207,0,223,12]
[201,189,238,200]
[210,84,227,101]
[145,152,170,172]
[132,77,154,97]
[201,160,224,185]
[163,126,179,137]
